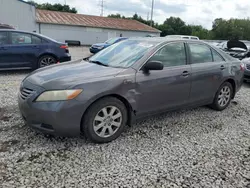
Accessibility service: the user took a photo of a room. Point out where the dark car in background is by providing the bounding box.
[89,37,128,53]
[0,29,71,70]
[18,38,244,143]
[217,40,250,60]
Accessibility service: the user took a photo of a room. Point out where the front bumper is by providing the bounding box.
[89,47,102,54]
[18,81,84,137]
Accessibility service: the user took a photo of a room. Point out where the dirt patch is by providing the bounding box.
[0,140,20,152]
[0,162,7,181]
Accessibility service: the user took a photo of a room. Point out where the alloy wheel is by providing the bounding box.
[93,106,122,138]
[40,56,56,67]
[218,86,231,107]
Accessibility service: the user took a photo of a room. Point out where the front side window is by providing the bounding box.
[0,32,8,45]
[189,43,213,64]
[11,32,32,45]
[150,42,186,67]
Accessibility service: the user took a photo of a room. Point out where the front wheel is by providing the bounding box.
[82,97,128,143]
[210,82,233,111]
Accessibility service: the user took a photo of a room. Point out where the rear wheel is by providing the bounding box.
[82,97,128,143]
[210,82,233,111]
[38,55,57,68]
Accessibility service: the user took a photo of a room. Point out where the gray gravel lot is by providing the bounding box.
[0,68,250,187]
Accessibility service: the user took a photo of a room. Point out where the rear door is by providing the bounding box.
[136,42,192,116]
[0,31,11,69]
[187,42,227,104]
[8,32,41,68]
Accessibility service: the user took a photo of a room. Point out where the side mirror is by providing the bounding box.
[143,61,164,71]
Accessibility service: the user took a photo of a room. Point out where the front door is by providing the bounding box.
[136,42,192,116]
[187,42,227,104]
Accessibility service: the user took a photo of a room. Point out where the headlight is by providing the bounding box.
[36,89,83,102]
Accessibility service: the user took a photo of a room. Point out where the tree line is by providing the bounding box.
[27,2,250,40]
[28,1,77,13]
[108,13,250,40]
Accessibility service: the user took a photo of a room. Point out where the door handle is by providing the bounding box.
[182,71,189,77]
[32,46,40,49]
[220,65,226,70]
[0,47,7,50]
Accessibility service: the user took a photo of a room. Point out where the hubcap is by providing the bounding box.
[93,106,122,138]
[218,86,231,107]
[40,57,56,67]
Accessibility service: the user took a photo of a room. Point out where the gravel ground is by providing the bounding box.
[0,70,250,188]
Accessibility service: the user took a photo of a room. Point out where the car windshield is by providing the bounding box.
[105,38,119,44]
[89,40,155,68]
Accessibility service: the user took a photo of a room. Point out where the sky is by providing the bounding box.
[31,0,250,29]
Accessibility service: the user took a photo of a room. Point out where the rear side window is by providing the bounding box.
[0,32,8,45]
[189,43,212,64]
[11,32,32,45]
[212,49,225,62]
[32,35,42,44]
[150,42,186,67]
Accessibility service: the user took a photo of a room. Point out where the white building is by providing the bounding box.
[0,0,161,45]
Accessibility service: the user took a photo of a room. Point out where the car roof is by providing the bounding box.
[0,29,37,34]
[127,37,205,45]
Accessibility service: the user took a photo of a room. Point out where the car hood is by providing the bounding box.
[92,43,108,47]
[25,60,124,90]
[227,40,248,51]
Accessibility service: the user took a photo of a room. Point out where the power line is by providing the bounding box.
[150,0,155,26]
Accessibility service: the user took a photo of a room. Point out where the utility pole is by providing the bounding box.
[64,0,66,5]
[100,0,104,16]
[150,0,155,27]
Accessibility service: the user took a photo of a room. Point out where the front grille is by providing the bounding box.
[246,64,250,70]
[20,88,34,100]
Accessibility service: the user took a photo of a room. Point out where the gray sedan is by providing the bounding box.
[18,38,244,143]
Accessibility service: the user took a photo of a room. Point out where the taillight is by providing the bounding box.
[60,45,68,49]
[240,62,245,71]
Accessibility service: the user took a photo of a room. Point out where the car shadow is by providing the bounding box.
[0,69,32,75]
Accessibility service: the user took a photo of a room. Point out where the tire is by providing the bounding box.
[82,97,128,143]
[210,82,233,111]
[38,55,57,68]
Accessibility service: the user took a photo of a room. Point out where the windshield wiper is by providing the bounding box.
[89,60,108,67]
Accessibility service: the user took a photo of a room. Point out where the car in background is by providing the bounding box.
[0,23,15,29]
[217,40,250,60]
[241,58,250,82]
[18,38,244,143]
[89,37,128,53]
[165,35,200,40]
[0,29,71,70]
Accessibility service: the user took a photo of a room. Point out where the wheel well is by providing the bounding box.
[225,79,236,99]
[80,94,134,132]
[38,53,58,62]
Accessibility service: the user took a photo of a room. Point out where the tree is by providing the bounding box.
[107,14,122,18]
[164,17,186,34]
[28,1,77,13]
